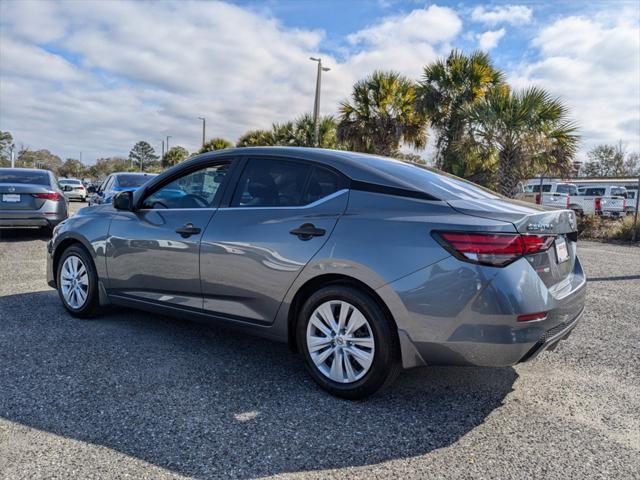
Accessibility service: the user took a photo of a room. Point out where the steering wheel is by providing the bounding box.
[179,194,209,208]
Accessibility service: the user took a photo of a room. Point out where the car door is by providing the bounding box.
[200,156,349,324]
[106,160,233,309]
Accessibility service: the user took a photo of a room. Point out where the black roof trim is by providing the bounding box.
[351,180,439,201]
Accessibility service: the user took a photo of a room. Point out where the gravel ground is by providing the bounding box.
[0,202,639,479]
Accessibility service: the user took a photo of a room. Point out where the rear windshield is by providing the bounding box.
[528,184,553,193]
[611,187,627,198]
[556,184,577,195]
[59,179,82,185]
[582,188,606,196]
[354,156,501,201]
[0,170,51,186]
[115,174,154,188]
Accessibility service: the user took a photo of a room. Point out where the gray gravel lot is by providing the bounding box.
[1,202,639,479]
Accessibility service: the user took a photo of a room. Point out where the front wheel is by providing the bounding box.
[297,285,401,400]
[56,245,101,318]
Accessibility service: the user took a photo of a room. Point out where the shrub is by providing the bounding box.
[611,215,640,242]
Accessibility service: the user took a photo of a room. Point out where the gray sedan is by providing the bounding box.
[1,168,68,232]
[46,148,586,399]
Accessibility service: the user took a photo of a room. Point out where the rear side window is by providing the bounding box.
[0,170,51,185]
[304,167,344,204]
[232,158,311,207]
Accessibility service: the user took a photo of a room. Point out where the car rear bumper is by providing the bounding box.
[0,214,65,228]
[378,251,587,368]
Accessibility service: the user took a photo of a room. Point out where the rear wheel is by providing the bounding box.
[297,285,401,399]
[56,245,100,318]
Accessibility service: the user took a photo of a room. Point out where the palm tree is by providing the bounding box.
[236,115,339,149]
[199,138,234,153]
[290,114,339,148]
[236,129,274,147]
[463,86,579,197]
[338,71,427,157]
[417,50,505,177]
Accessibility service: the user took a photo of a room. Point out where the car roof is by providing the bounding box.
[185,147,444,193]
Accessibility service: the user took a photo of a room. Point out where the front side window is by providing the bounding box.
[142,163,229,209]
[232,158,311,207]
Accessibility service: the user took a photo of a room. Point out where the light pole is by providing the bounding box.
[9,145,15,168]
[166,135,172,152]
[309,57,330,147]
[198,117,206,148]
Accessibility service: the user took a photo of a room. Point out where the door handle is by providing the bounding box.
[175,223,201,238]
[290,223,326,241]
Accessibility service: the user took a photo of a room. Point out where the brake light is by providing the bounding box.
[623,198,627,210]
[566,196,570,209]
[434,232,555,267]
[535,193,541,205]
[595,197,601,211]
[32,192,62,201]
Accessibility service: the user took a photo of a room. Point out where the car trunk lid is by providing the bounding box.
[0,183,53,210]
[446,197,578,289]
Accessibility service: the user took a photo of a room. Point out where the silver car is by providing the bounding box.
[46,148,586,399]
[1,168,68,233]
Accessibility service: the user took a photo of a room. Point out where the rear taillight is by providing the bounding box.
[433,232,555,267]
[595,197,601,211]
[566,196,570,208]
[32,192,62,201]
[623,199,627,210]
[535,193,541,205]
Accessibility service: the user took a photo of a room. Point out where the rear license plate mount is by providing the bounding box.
[2,194,20,203]
[555,236,569,263]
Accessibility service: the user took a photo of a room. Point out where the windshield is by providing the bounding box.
[115,174,155,188]
[0,170,51,186]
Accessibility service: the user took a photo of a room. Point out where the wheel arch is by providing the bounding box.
[286,273,400,357]
[52,236,94,284]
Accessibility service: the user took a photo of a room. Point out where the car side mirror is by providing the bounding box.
[87,186,96,194]
[113,191,134,211]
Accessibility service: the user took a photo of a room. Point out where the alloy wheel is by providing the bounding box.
[306,300,375,383]
[60,255,89,309]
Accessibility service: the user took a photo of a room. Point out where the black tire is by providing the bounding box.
[296,284,401,400]
[56,244,101,318]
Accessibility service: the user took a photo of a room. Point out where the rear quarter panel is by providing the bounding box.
[271,190,518,339]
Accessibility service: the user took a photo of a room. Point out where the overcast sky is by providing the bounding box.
[0,0,638,164]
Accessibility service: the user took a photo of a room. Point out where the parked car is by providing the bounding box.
[47,148,585,399]
[0,167,68,232]
[58,178,88,202]
[577,185,627,218]
[88,172,156,206]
